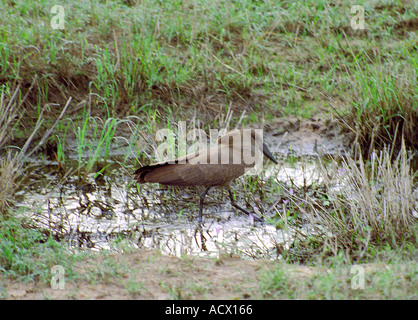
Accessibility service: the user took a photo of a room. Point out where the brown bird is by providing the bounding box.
[134,129,277,223]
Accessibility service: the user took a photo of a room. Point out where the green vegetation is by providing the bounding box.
[260,255,418,299]
[0,213,81,283]
[0,0,416,299]
[1,0,416,124]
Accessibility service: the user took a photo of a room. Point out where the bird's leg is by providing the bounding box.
[228,189,263,222]
[198,186,211,223]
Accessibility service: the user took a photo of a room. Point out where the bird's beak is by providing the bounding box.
[262,143,278,164]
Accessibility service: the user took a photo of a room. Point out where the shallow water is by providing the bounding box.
[14,127,343,259]
[14,154,327,259]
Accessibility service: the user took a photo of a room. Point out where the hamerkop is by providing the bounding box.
[134,129,277,223]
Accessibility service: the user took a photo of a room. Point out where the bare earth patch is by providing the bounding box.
[266,116,350,156]
[1,249,314,300]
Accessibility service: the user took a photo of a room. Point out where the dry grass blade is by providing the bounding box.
[318,140,416,258]
[280,138,416,262]
[0,84,72,213]
[24,96,72,158]
[0,86,20,149]
[337,140,415,234]
[0,152,22,214]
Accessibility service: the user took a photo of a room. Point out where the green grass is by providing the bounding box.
[1,0,416,123]
[0,212,82,283]
[73,114,120,176]
[260,252,418,299]
[333,46,417,155]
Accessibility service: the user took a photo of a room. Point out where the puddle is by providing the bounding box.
[16,157,302,259]
[15,157,319,260]
[14,121,348,259]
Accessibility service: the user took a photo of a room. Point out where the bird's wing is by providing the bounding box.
[134,144,247,186]
[143,162,245,186]
[133,149,202,183]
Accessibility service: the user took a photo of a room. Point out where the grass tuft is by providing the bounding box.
[277,140,417,263]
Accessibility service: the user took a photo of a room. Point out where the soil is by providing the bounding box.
[265,116,350,156]
[1,249,316,300]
